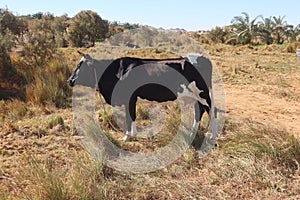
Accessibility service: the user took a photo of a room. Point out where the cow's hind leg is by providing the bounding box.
[123,96,137,141]
[192,101,206,133]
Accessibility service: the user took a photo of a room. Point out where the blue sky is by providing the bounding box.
[1,0,299,30]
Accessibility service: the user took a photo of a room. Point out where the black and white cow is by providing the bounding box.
[68,51,216,141]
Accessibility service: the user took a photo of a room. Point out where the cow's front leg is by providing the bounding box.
[123,97,137,141]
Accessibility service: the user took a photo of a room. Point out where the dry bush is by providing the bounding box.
[286,42,300,53]
[25,58,72,108]
[7,50,74,108]
[136,104,150,120]
[0,99,32,121]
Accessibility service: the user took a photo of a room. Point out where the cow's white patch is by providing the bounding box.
[123,121,137,141]
[122,135,129,141]
[187,54,203,65]
[188,82,209,107]
[206,93,218,140]
[177,81,209,107]
[192,119,199,133]
[80,56,85,62]
[131,121,137,136]
[205,119,218,140]
[177,84,197,105]
[211,118,218,138]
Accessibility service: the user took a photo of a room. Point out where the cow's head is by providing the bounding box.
[67,51,95,87]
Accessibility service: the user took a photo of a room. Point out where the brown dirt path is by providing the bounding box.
[225,85,300,139]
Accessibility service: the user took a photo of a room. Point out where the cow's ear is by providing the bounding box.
[85,54,94,65]
[77,50,86,57]
[78,51,91,59]
[78,51,93,63]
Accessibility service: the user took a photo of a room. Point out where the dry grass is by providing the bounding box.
[1,116,299,199]
[1,44,300,199]
[286,42,300,53]
[123,47,179,59]
[25,58,72,108]
[206,44,300,101]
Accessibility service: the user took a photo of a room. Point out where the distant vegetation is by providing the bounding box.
[190,12,300,48]
[0,8,140,106]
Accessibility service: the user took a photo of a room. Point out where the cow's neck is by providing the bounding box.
[94,59,119,104]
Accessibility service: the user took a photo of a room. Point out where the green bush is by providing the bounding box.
[67,10,109,47]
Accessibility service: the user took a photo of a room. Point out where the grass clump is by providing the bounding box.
[15,156,70,200]
[48,115,64,129]
[0,99,32,121]
[222,120,300,166]
[25,58,72,108]
[215,119,300,195]
[136,104,150,120]
[16,153,106,200]
[0,192,7,200]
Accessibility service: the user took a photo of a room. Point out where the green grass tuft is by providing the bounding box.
[48,115,64,129]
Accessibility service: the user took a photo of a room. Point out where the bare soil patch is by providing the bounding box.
[226,85,300,139]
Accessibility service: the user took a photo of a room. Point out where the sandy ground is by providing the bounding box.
[226,85,300,139]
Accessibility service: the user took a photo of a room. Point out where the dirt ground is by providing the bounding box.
[226,84,300,139]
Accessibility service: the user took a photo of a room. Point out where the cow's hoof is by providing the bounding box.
[122,135,129,141]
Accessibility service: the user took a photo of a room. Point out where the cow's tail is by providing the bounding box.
[207,87,218,140]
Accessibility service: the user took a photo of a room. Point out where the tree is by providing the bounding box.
[0,9,20,81]
[295,24,300,42]
[230,12,261,45]
[52,14,69,47]
[123,22,139,30]
[0,30,14,80]
[285,24,300,42]
[271,16,288,44]
[0,8,27,70]
[207,26,228,43]
[21,13,58,66]
[67,10,109,47]
[0,8,27,36]
[31,12,43,20]
[257,16,274,44]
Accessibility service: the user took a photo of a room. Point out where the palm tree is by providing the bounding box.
[285,24,300,42]
[257,16,273,44]
[230,12,262,45]
[271,16,287,44]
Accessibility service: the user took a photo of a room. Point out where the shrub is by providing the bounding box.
[26,58,72,108]
[23,158,69,200]
[0,99,30,120]
[0,30,15,83]
[68,10,109,47]
[136,105,150,120]
[207,26,228,43]
[286,42,300,53]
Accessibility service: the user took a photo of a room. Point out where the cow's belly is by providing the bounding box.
[136,83,178,102]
